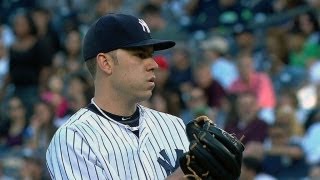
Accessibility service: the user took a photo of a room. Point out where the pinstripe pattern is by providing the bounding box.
[46,105,189,179]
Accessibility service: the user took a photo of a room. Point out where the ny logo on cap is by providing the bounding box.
[138,19,150,33]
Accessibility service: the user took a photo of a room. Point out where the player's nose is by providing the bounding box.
[146,57,159,71]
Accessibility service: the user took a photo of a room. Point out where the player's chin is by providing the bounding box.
[141,88,154,99]
[137,92,153,103]
[138,82,155,99]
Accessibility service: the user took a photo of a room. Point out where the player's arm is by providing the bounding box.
[46,127,106,180]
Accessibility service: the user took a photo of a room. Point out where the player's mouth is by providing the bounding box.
[148,76,155,82]
[147,76,156,88]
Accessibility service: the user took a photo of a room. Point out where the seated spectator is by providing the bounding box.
[167,43,194,93]
[293,11,320,45]
[233,26,270,72]
[65,72,93,101]
[40,74,68,118]
[264,28,307,94]
[240,156,276,180]
[276,89,306,124]
[25,100,57,161]
[7,10,53,117]
[194,61,227,108]
[193,61,229,128]
[31,6,60,58]
[287,31,320,68]
[201,36,238,89]
[56,72,92,126]
[2,96,28,148]
[229,53,276,124]
[225,92,268,145]
[55,92,90,128]
[263,123,309,178]
[52,29,83,76]
[274,104,304,141]
[180,86,215,124]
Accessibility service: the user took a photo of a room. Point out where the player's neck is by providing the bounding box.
[93,92,137,117]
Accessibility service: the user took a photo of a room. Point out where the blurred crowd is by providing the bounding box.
[0,0,320,179]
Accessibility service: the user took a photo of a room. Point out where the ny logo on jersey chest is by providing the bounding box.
[157,149,184,176]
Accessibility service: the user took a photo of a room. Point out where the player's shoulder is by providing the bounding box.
[48,108,102,149]
[58,108,96,130]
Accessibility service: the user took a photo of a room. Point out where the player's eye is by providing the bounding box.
[135,52,152,59]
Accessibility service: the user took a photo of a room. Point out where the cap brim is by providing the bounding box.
[122,39,175,51]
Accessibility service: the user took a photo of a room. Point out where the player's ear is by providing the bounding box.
[96,53,113,74]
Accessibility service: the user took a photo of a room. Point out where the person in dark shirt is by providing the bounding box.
[225,92,268,145]
[262,123,309,179]
[194,61,227,108]
[6,10,52,117]
[2,96,28,147]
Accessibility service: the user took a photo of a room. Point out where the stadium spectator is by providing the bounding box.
[293,11,320,45]
[25,100,57,161]
[194,61,227,108]
[193,61,228,128]
[225,92,268,145]
[167,43,194,94]
[201,36,238,89]
[140,3,188,41]
[40,74,68,118]
[2,96,28,148]
[233,26,270,72]
[31,7,60,56]
[5,10,52,117]
[274,104,304,140]
[263,123,309,179]
[240,156,276,180]
[229,53,276,124]
[180,86,215,124]
[287,30,320,68]
[52,29,84,76]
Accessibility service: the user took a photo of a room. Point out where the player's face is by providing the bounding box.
[110,46,158,102]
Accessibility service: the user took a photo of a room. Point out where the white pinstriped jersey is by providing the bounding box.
[46,105,189,180]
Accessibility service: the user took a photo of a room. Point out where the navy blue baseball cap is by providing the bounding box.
[82,13,176,61]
